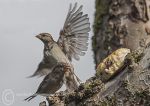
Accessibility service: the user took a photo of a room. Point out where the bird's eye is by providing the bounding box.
[42,35,46,37]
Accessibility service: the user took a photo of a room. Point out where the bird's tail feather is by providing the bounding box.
[24,94,36,102]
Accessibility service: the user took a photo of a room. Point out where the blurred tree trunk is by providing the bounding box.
[40,0,150,105]
[92,0,150,67]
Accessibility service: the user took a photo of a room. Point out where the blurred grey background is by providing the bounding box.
[0,0,95,106]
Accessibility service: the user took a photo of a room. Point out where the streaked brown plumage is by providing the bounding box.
[25,63,69,101]
[28,2,90,92]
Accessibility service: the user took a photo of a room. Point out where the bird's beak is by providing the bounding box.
[35,35,41,39]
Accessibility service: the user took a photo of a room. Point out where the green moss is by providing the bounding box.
[64,78,104,104]
[99,96,117,106]
[126,49,144,64]
[135,90,150,99]
[92,0,110,53]
[93,0,109,35]
[99,101,108,106]
[84,79,102,89]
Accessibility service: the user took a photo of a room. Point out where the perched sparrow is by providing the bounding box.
[25,63,69,101]
[29,2,90,91]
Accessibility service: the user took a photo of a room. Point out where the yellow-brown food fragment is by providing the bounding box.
[96,48,131,82]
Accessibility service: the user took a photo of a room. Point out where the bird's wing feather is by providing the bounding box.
[29,47,57,78]
[28,59,52,78]
[57,2,90,61]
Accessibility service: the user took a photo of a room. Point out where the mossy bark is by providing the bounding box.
[92,0,150,67]
[40,47,150,106]
[39,0,150,105]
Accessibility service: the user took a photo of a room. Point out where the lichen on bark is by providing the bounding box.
[39,46,150,106]
[39,0,150,105]
[92,0,150,67]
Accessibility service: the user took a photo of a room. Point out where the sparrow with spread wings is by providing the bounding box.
[28,2,90,95]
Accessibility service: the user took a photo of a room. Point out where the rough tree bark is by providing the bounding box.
[92,0,150,67]
[39,0,150,106]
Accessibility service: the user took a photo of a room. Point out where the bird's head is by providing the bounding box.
[36,33,54,44]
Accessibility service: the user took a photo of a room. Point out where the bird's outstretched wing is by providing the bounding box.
[57,2,90,61]
[28,58,54,78]
[28,47,58,78]
[28,60,49,77]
